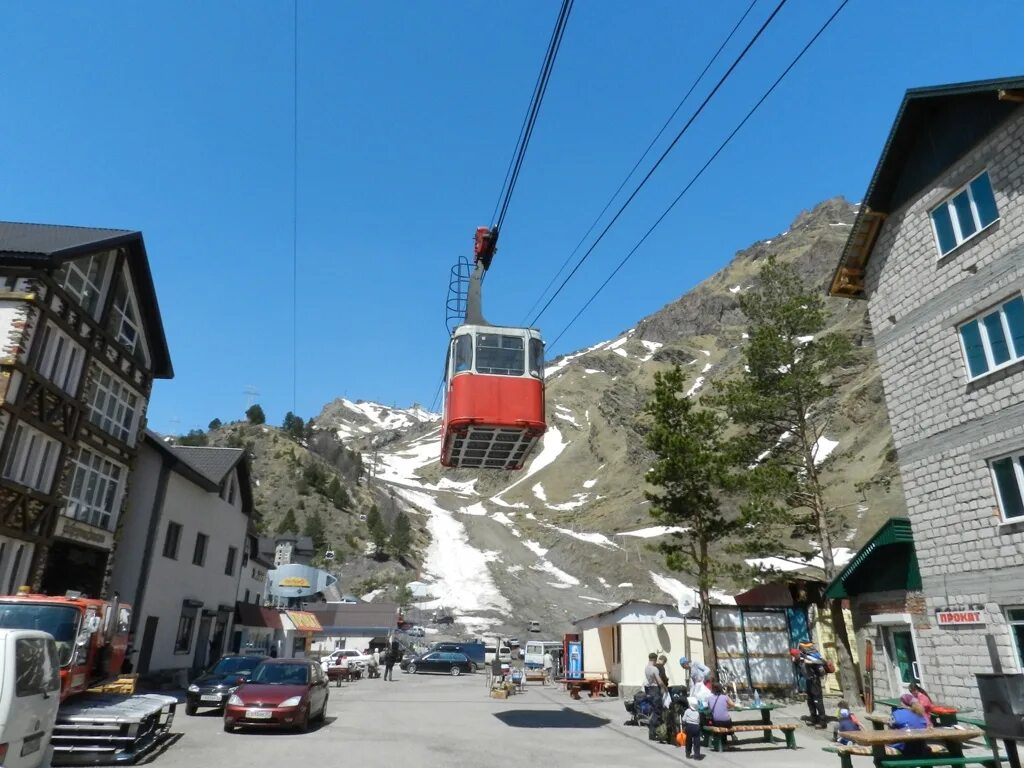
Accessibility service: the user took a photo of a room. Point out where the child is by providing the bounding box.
[834,700,862,745]
[682,696,703,760]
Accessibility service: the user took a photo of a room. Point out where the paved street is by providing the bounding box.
[151,672,840,768]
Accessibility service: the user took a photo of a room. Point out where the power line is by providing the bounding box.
[521,0,758,325]
[491,0,574,235]
[547,0,851,353]
[529,0,788,328]
[292,0,299,413]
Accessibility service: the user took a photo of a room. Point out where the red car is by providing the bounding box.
[223,658,329,733]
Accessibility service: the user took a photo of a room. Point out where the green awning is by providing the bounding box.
[825,518,921,599]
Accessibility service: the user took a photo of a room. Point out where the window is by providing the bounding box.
[529,338,544,379]
[193,533,208,567]
[108,269,147,362]
[1009,609,1024,669]
[959,295,1024,380]
[990,451,1024,521]
[453,334,472,374]
[163,521,182,559]
[55,250,111,317]
[15,636,60,697]
[62,448,125,530]
[86,366,141,445]
[35,322,85,395]
[931,171,999,256]
[225,546,237,576]
[475,333,525,376]
[2,422,61,493]
[174,607,196,654]
[243,588,250,603]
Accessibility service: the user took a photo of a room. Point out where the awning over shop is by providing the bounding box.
[235,602,283,629]
[825,518,921,599]
[285,611,323,632]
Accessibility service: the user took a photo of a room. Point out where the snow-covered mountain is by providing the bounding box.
[314,197,904,636]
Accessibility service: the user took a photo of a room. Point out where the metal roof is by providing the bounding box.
[0,220,173,378]
[168,445,244,485]
[830,76,1024,297]
[825,518,921,599]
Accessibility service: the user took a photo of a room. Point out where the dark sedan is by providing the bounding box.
[405,651,474,676]
[224,659,329,732]
[186,655,267,715]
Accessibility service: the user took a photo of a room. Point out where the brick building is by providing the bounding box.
[0,223,172,597]
[830,76,1024,706]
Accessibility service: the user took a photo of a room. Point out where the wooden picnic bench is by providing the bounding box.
[835,726,998,768]
[524,671,547,685]
[702,722,799,751]
[326,665,362,686]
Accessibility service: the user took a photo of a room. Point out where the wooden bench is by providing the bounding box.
[524,671,547,685]
[702,723,799,751]
[823,745,919,768]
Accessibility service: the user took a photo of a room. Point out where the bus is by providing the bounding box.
[524,640,562,670]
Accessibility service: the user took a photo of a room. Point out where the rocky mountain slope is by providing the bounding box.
[306,196,906,637]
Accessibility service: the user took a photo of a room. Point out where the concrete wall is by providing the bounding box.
[864,105,1024,706]
[584,621,703,693]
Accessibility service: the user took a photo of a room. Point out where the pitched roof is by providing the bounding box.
[168,445,244,485]
[830,76,1024,297]
[0,220,173,378]
[824,518,921,599]
[141,432,254,516]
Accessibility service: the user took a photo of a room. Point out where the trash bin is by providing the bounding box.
[976,673,1024,740]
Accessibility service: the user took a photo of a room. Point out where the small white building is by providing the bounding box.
[574,600,705,695]
[111,434,253,680]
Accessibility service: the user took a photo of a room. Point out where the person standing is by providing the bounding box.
[383,639,399,681]
[682,696,704,760]
[679,656,710,697]
[644,652,667,741]
[542,650,554,684]
[797,643,828,728]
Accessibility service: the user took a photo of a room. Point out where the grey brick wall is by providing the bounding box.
[863,106,1024,707]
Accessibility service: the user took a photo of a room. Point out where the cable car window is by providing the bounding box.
[476,334,525,376]
[454,335,473,373]
[529,339,544,379]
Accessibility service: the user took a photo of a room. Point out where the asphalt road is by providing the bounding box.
[149,672,835,768]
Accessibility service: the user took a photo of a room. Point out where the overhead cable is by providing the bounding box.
[522,0,759,325]
[529,0,789,327]
[547,0,851,353]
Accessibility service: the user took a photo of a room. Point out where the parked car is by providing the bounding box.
[320,648,371,671]
[407,626,425,637]
[0,629,61,768]
[186,655,267,715]
[224,659,329,733]
[398,652,418,671]
[433,613,455,626]
[406,651,475,676]
[528,621,541,633]
[507,638,520,648]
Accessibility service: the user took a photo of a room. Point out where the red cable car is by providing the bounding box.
[441,227,546,470]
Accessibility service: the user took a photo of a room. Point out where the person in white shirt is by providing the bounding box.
[542,651,554,684]
[679,656,711,697]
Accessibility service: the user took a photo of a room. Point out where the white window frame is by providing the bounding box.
[63,447,126,531]
[35,322,85,395]
[930,170,999,257]
[57,251,111,318]
[86,365,141,446]
[2,422,61,494]
[989,449,1024,523]
[957,293,1024,381]
[109,267,150,366]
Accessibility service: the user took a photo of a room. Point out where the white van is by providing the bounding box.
[0,629,61,768]
[483,643,512,664]
[524,640,562,670]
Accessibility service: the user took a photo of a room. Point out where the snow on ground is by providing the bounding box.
[618,582,633,588]
[650,571,735,607]
[639,340,663,362]
[544,334,630,378]
[544,494,590,511]
[813,436,840,465]
[523,540,548,557]
[339,398,439,431]
[746,547,855,573]
[507,564,524,575]
[686,376,705,397]
[616,526,689,538]
[554,411,581,427]
[491,427,566,502]
[583,478,597,489]
[579,595,618,605]
[397,489,511,615]
[796,335,815,345]
[525,512,536,520]
[701,350,711,356]
[437,477,478,495]
[613,347,628,358]
[491,496,529,509]
[458,502,488,516]
[701,362,713,373]
[374,430,443,489]
[532,560,580,588]
[456,616,504,633]
[361,588,385,602]
[583,368,604,374]
[532,483,547,502]
[742,332,749,339]
[729,285,742,294]
[541,523,619,549]
[597,576,610,589]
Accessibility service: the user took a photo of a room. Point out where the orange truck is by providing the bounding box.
[0,588,176,765]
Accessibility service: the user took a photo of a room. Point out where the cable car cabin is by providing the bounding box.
[442,325,546,470]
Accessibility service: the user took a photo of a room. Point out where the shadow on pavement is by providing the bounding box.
[493,708,610,729]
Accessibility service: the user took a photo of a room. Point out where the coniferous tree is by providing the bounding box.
[208,418,223,430]
[326,477,349,511]
[282,411,305,439]
[276,508,299,535]
[178,429,208,447]
[390,511,411,559]
[712,256,860,699]
[303,509,327,553]
[366,505,388,558]
[246,404,266,425]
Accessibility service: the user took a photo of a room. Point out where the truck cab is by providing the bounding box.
[0,629,61,768]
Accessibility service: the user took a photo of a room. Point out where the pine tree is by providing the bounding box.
[178,429,208,447]
[390,511,411,559]
[276,508,299,535]
[303,509,327,553]
[366,505,388,558]
[326,477,349,511]
[208,418,223,430]
[282,411,305,439]
[246,404,266,425]
[712,255,860,700]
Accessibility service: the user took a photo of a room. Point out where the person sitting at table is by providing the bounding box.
[707,683,737,727]
[890,693,930,758]
[833,700,862,745]
[908,681,934,714]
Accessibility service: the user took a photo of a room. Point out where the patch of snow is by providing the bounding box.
[491,428,567,503]
[583,479,597,489]
[813,436,839,465]
[532,560,580,587]
[741,332,749,339]
[507,565,524,575]
[437,477,478,495]
[607,336,630,351]
[743,365,750,372]
[650,571,735,607]
[829,222,851,227]
[523,540,548,557]
[579,595,618,605]
[613,348,629,358]
[525,513,536,520]
[555,411,581,427]
[701,362,713,373]
[729,285,742,294]
[796,335,815,345]
[491,496,529,509]
[361,588,385,602]
[746,547,855,574]
[583,368,604,374]
[542,523,619,549]
[532,483,547,502]
[618,582,633,588]
[455,616,504,633]
[492,512,516,528]
[458,502,488,516]
[686,377,705,397]
[545,494,591,511]
[701,350,711,356]
[597,576,610,589]
[617,526,689,538]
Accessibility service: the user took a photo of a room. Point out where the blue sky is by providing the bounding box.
[2,0,1023,433]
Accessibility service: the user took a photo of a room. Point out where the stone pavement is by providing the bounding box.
[149,672,857,768]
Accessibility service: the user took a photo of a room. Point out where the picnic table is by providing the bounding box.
[559,677,614,699]
[326,664,362,686]
[835,726,997,768]
[702,703,799,752]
